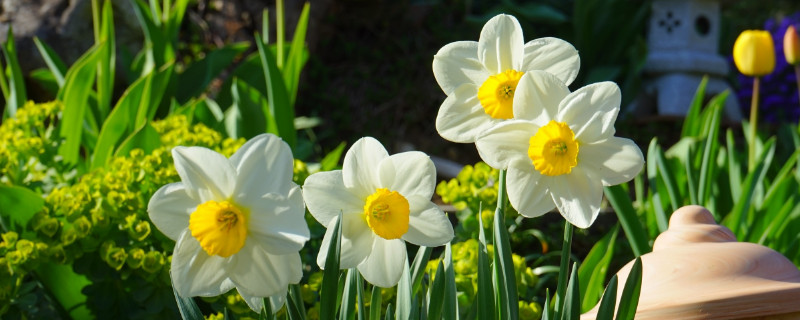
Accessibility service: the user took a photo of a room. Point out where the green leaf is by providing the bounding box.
[255,33,296,149]
[441,243,458,320]
[287,284,307,320]
[646,139,669,233]
[369,285,383,320]
[409,246,432,295]
[697,91,727,206]
[28,69,60,98]
[615,258,642,320]
[542,289,553,320]
[2,26,27,119]
[0,185,44,234]
[595,275,618,320]
[176,43,249,103]
[33,37,67,87]
[95,0,116,121]
[604,185,650,256]
[225,78,269,139]
[321,142,347,171]
[36,263,92,319]
[113,122,162,158]
[726,130,743,201]
[320,213,343,319]
[426,260,446,320]
[58,45,101,164]
[562,262,581,320]
[340,269,358,320]
[476,206,495,319]
[283,2,311,105]
[681,76,708,138]
[356,272,366,320]
[578,225,619,312]
[654,144,681,213]
[395,258,412,320]
[724,138,776,236]
[492,170,519,320]
[554,221,573,320]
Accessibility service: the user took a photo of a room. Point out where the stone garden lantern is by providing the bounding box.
[644,0,742,120]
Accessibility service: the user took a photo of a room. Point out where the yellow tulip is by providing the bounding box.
[733,30,775,77]
[784,25,800,65]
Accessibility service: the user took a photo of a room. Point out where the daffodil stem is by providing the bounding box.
[748,76,760,171]
[553,220,574,319]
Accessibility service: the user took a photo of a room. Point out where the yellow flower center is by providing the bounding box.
[477,69,525,119]
[189,200,248,258]
[363,188,410,240]
[528,121,579,176]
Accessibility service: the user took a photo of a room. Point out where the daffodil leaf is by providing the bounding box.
[646,139,669,233]
[426,259,446,320]
[260,297,275,320]
[726,130,743,201]
[284,2,310,105]
[476,204,495,320]
[697,91,726,207]
[320,213,343,319]
[340,269,358,320]
[595,275,618,320]
[562,262,580,320]
[176,43,249,104]
[409,246,432,295]
[255,31,296,150]
[58,44,100,164]
[356,271,366,320]
[724,138,776,236]
[441,243,458,320]
[681,76,708,138]
[385,303,394,320]
[1,26,26,119]
[321,142,347,171]
[395,258,412,320]
[554,221,573,320]
[287,284,307,320]
[578,225,618,312]
[541,288,553,320]
[492,170,519,320]
[369,285,383,320]
[615,258,642,320]
[33,36,67,87]
[171,281,203,320]
[95,0,115,122]
[604,185,650,256]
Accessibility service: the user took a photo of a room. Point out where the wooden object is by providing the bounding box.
[582,205,800,319]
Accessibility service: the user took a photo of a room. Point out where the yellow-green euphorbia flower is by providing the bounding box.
[475,72,644,228]
[432,14,580,143]
[784,25,800,65]
[733,30,775,77]
[303,137,454,287]
[148,134,310,313]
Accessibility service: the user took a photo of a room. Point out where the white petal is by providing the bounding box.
[549,167,603,229]
[229,242,302,298]
[148,182,194,240]
[506,166,555,218]
[478,14,524,74]
[435,83,501,143]
[513,71,570,123]
[380,151,436,199]
[230,134,294,206]
[579,138,644,186]
[522,37,580,85]
[170,230,234,297]
[475,120,538,169]
[432,41,489,94]
[343,137,388,196]
[248,185,310,255]
[172,146,236,202]
[239,290,287,314]
[357,238,407,288]
[557,82,621,143]
[402,196,454,246]
[316,214,375,269]
[303,170,363,227]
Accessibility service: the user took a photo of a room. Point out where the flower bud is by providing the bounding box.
[126,248,145,269]
[73,216,92,237]
[1,232,18,247]
[733,30,775,77]
[141,251,165,274]
[35,216,60,238]
[784,25,800,65]
[128,220,151,242]
[105,247,127,271]
[61,228,79,246]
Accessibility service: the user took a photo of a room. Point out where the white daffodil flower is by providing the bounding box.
[148,133,310,313]
[475,71,644,228]
[303,137,454,287]
[432,13,580,143]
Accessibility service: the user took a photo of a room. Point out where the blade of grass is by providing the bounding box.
[409,246,432,296]
[320,213,344,319]
[604,185,650,256]
[595,275,618,320]
[615,258,642,320]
